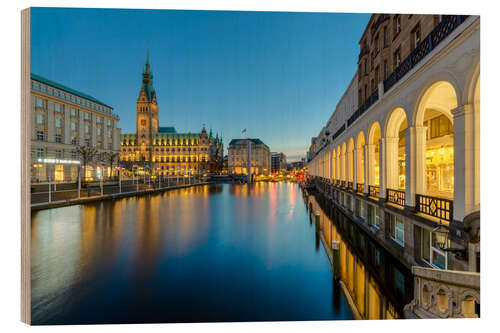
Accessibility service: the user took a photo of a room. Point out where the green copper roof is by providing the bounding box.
[155,132,201,139]
[31,73,113,109]
[158,126,176,133]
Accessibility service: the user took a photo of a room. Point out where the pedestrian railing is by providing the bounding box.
[347,181,353,191]
[31,175,206,206]
[368,185,380,199]
[386,188,406,207]
[415,194,453,222]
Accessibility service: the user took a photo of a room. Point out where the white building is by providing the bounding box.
[307,15,480,273]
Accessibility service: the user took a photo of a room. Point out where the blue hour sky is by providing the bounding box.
[31,7,370,161]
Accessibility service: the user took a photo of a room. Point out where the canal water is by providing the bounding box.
[30,182,411,324]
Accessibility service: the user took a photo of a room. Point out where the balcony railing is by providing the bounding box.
[415,194,453,222]
[386,188,405,207]
[356,183,364,194]
[347,89,379,127]
[368,185,380,198]
[383,15,469,93]
[347,181,353,191]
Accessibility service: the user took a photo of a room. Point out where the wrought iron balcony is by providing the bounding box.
[415,194,453,222]
[386,188,406,207]
[383,15,469,93]
[368,185,380,198]
[347,89,379,127]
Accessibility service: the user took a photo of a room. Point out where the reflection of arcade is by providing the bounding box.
[307,192,413,319]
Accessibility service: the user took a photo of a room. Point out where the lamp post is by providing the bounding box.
[432,221,468,261]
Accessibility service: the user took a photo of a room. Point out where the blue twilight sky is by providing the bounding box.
[31,7,370,161]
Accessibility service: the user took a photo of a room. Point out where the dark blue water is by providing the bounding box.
[31,182,353,324]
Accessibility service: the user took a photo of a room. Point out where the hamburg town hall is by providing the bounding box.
[120,49,224,176]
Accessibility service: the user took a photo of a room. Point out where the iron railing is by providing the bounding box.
[386,188,406,207]
[356,183,364,194]
[347,89,379,127]
[368,185,380,198]
[415,194,453,222]
[383,15,469,93]
[347,181,353,191]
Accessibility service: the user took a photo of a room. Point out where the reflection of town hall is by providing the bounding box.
[120,51,223,176]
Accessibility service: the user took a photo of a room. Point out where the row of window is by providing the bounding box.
[335,188,448,269]
[122,139,207,146]
[32,82,113,114]
[121,147,206,153]
[35,148,77,160]
[36,121,113,138]
[35,97,114,126]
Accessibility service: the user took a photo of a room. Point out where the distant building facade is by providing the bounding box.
[120,51,223,176]
[31,73,121,182]
[228,139,271,175]
[271,152,287,173]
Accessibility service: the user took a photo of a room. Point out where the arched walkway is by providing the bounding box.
[367,122,381,187]
[385,107,407,191]
[356,131,366,186]
[415,81,457,199]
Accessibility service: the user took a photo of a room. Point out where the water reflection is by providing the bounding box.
[31,183,353,324]
[306,192,413,319]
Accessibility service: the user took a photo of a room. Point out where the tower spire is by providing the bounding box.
[144,42,150,74]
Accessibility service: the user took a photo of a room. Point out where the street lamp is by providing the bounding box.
[432,221,468,260]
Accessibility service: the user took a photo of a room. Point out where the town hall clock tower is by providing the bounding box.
[136,47,159,162]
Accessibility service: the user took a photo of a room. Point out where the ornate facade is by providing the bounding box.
[120,51,223,176]
[307,15,480,273]
[30,73,121,183]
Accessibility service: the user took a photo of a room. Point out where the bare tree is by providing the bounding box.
[76,145,98,183]
[103,151,120,179]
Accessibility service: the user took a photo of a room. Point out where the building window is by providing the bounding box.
[383,26,388,47]
[84,112,90,120]
[36,114,44,125]
[85,138,90,146]
[108,130,112,138]
[71,108,77,117]
[375,66,380,85]
[85,124,90,134]
[55,150,62,159]
[421,228,449,269]
[109,143,113,150]
[390,214,405,246]
[374,34,379,54]
[383,59,388,79]
[412,23,421,50]
[36,97,45,108]
[55,134,62,143]
[426,115,452,139]
[37,131,44,141]
[393,15,401,36]
[393,48,401,69]
[368,204,380,228]
[55,117,62,128]
[71,137,77,145]
[97,127,101,136]
[54,103,61,112]
[71,121,76,131]
[36,148,44,158]
[107,119,113,126]
[71,151,77,159]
